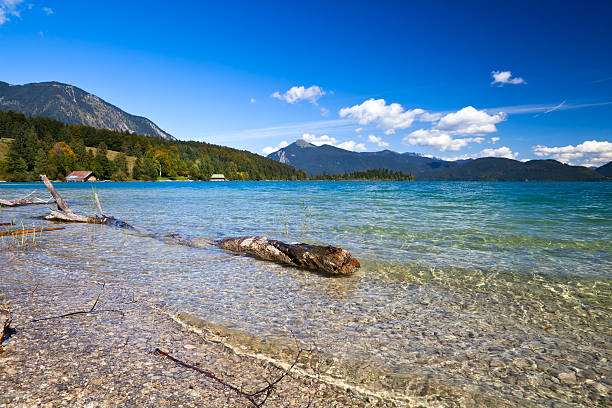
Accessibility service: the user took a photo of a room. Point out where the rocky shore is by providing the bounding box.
[0,278,390,407]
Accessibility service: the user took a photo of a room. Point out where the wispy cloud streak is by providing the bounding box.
[486,100,612,115]
[199,118,355,143]
[533,100,566,117]
[591,76,612,84]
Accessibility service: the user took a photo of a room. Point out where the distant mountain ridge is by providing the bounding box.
[595,161,612,177]
[267,139,465,176]
[0,81,174,140]
[268,140,608,181]
[422,157,605,181]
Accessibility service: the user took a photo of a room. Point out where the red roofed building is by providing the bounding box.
[65,171,97,182]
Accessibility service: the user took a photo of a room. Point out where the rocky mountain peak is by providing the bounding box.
[0,81,175,140]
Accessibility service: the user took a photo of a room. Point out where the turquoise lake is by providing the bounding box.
[1,181,611,406]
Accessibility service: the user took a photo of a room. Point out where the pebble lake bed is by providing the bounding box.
[1,180,611,406]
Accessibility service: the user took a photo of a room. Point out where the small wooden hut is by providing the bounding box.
[65,171,97,182]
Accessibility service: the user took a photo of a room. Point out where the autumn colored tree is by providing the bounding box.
[48,141,77,179]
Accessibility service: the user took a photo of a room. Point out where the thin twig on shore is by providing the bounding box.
[155,334,305,407]
[304,339,321,408]
[27,283,124,323]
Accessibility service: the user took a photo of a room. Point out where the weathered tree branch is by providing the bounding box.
[41,176,72,213]
[40,175,133,229]
[94,192,105,217]
[0,191,52,207]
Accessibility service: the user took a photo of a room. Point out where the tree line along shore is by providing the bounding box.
[0,110,413,182]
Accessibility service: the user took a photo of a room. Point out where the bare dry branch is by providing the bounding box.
[39,175,133,229]
[27,283,124,323]
[0,191,52,207]
[94,192,105,217]
[155,334,304,407]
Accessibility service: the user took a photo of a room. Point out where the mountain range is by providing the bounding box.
[268,140,610,181]
[267,139,468,176]
[2,80,608,182]
[0,81,174,140]
[595,161,612,178]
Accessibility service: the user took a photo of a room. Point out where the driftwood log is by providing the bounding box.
[0,309,11,344]
[0,191,52,207]
[41,175,132,229]
[218,236,360,276]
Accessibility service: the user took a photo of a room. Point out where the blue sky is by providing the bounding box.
[1,0,611,166]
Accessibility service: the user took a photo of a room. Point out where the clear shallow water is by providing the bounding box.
[1,181,611,406]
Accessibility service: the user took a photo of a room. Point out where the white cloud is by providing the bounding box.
[271,85,325,105]
[491,137,500,144]
[262,140,289,155]
[419,111,442,122]
[441,146,518,161]
[320,107,329,117]
[249,98,256,103]
[438,153,473,161]
[42,6,53,15]
[403,106,505,151]
[491,70,526,86]
[403,129,485,151]
[479,146,518,159]
[367,134,389,147]
[337,140,367,152]
[339,98,424,131]
[339,99,506,147]
[302,133,366,152]
[533,140,612,167]
[0,0,25,25]
[302,133,338,146]
[354,127,363,133]
[436,106,506,135]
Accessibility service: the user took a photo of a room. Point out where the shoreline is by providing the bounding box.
[0,269,541,408]
[0,179,609,184]
[0,265,522,408]
[0,272,391,408]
